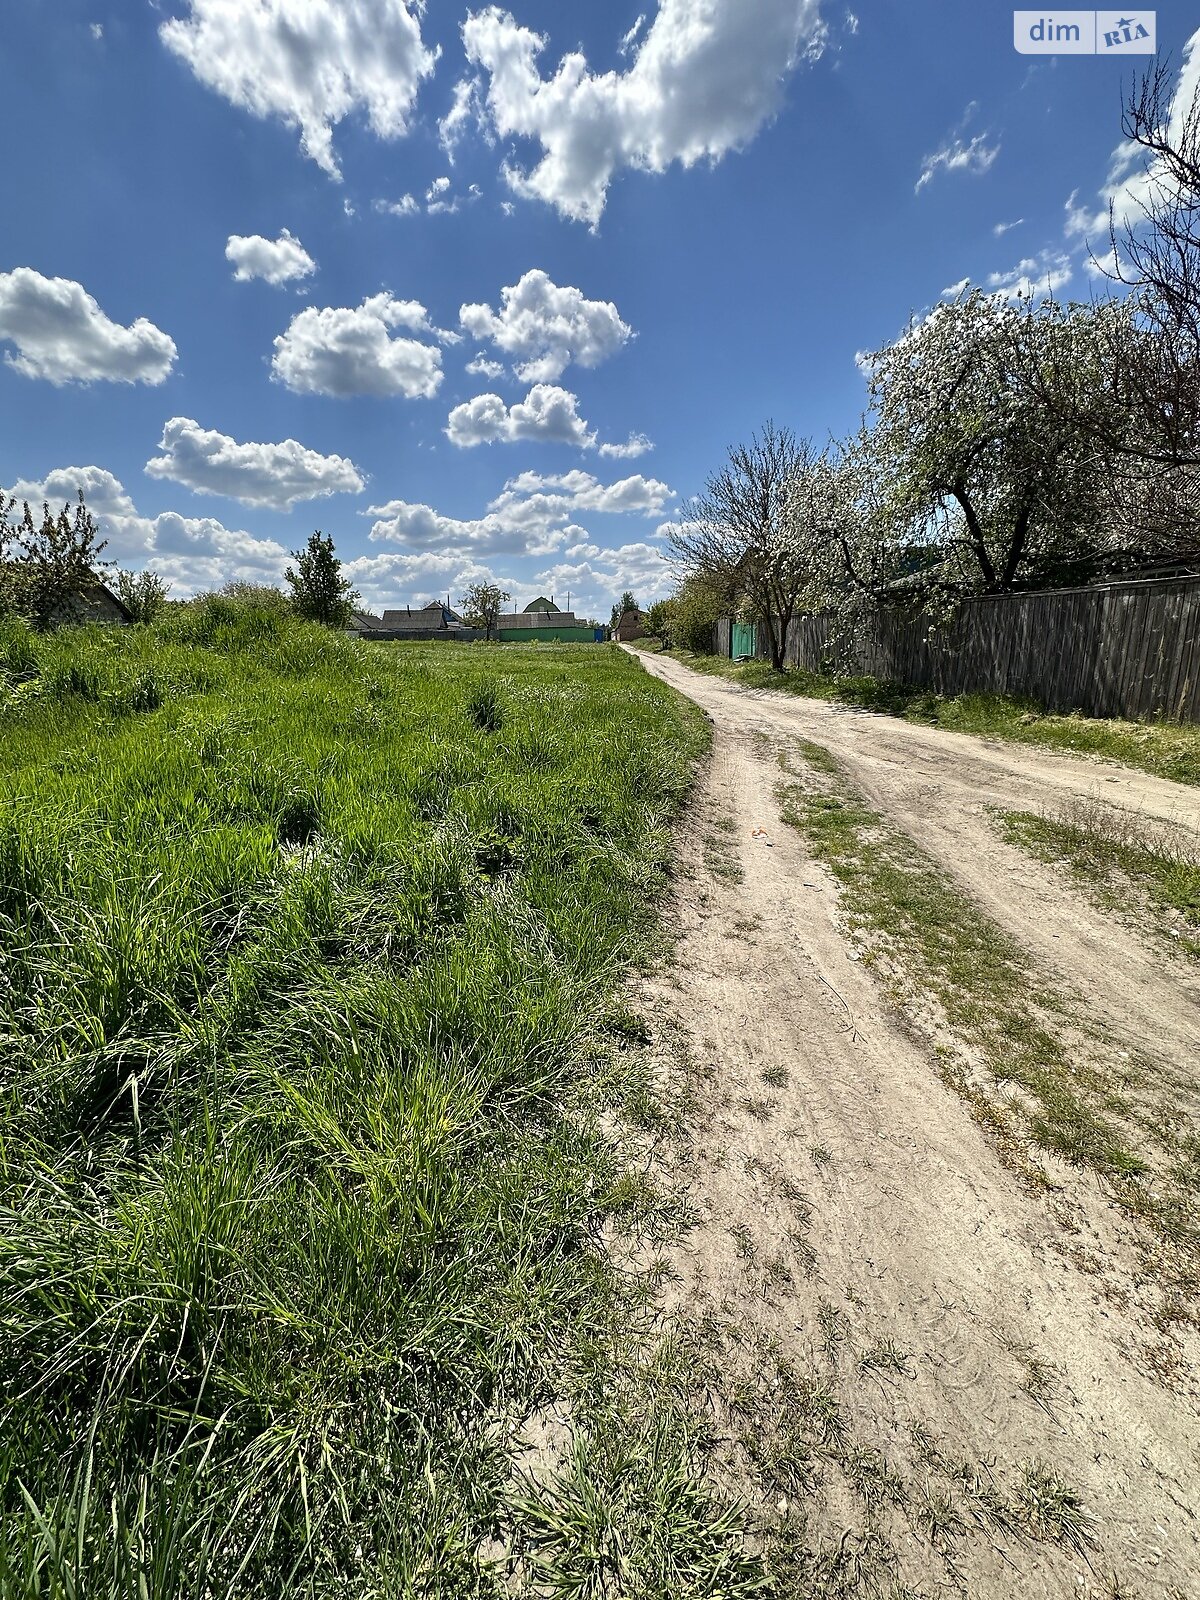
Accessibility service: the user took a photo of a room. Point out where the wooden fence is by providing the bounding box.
[718,575,1200,723]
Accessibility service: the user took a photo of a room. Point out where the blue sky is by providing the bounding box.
[2,1,1196,620]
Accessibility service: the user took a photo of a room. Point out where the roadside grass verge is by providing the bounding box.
[773,742,1200,1290]
[0,612,773,1598]
[654,646,1200,786]
[1000,800,1200,960]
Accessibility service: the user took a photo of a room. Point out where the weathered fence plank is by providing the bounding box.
[719,575,1200,723]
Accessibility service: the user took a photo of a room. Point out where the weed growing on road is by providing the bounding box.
[775,742,1200,1285]
[660,647,1200,786]
[1001,800,1200,958]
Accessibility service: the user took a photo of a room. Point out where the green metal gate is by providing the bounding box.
[731,621,757,660]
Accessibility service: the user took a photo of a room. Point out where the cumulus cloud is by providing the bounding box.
[0,269,177,385]
[466,353,507,378]
[1064,31,1200,245]
[446,383,596,448]
[7,465,136,518]
[460,0,825,226]
[159,0,438,179]
[144,417,364,511]
[532,540,672,612]
[374,193,421,217]
[915,132,999,193]
[986,250,1072,299]
[459,269,633,381]
[439,74,490,159]
[618,15,647,56]
[599,432,653,459]
[365,467,674,557]
[345,548,509,609]
[8,465,290,595]
[226,229,316,285]
[272,293,444,398]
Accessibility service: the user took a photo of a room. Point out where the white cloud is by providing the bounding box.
[1064,141,1151,240]
[992,217,1024,237]
[345,548,508,609]
[144,417,365,511]
[532,540,672,613]
[459,269,633,381]
[374,194,420,217]
[446,383,596,448]
[461,0,825,226]
[915,132,999,193]
[159,0,438,179]
[599,432,653,459]
[466,354,507,378]
[365,467,673,557]
[618,14,647,56]
[0,269,177,385]
[985,250,1072,300]
[272,293,443,398]
[1065,30,1200,242]
[225,228,316,285]
[8,466,290,596]
[8,465,136,518]
[941,277,970,299]
[426,176,451,201]
[90,23,103,41]
[491,468,673,521]
[364,497,581,558]
[439,75,490,160]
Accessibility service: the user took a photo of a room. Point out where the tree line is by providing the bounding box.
[660,63,1200,669]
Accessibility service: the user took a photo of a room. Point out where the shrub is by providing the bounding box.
[466,680,505,732]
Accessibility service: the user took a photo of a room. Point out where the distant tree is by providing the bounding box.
[114,568,171,625]
[668,424,835,671]
[610,589,639,628]
[459,580,510,641]
[671,574,729,654]
[645,597,678,645]
[284,531,359,627]
[8,490,109,632]
[0,495,21,618]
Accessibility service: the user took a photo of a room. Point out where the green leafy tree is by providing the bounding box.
[459,580,510,641]
[672,575,729,654]
[284,531,359,627]
[115,569,171,625]
[645,598,678,645]
[8,490,109,632]
[610,590,639,628]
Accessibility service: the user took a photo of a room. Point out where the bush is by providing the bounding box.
[466,680,505,732]
[114,569,171,625]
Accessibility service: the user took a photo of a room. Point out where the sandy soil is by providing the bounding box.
[630,647,1200,1599]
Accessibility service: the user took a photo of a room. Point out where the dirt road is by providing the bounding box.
[630,647,1200,1599]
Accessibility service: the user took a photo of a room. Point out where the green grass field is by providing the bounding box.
[0,603,772,1598]
[656,648,1200,786]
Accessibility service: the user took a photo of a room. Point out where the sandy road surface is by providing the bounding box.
[629,648,1200,1598]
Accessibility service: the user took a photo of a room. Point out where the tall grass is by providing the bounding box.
[0,612,761,1597]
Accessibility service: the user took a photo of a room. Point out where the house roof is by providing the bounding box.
[498,610,578,628]
[522,595,557,613]
[379,602,467,629]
